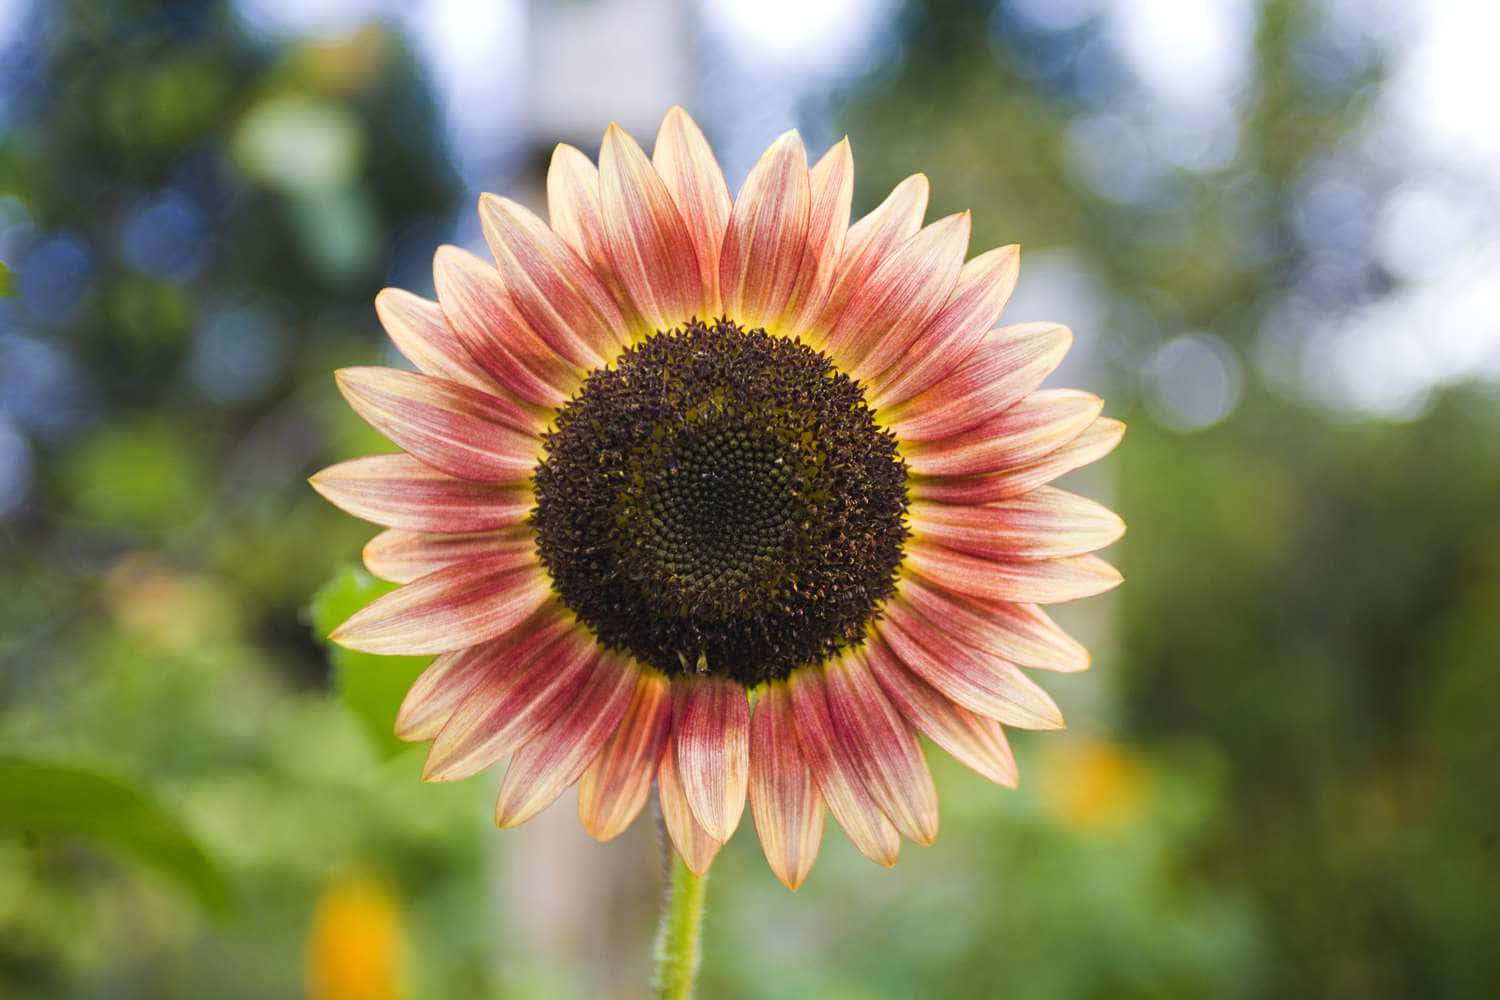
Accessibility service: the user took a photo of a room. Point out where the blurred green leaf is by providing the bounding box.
[309,566,429,759]
[0,259,12,296]
[0,756,228,913]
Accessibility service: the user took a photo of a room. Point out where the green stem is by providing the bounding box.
[651,832,708,999]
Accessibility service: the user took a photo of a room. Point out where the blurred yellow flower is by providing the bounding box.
[1042,740,1149,833]
[306,878,406,1000]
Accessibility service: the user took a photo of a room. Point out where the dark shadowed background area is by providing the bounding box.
[2,0,1497,997]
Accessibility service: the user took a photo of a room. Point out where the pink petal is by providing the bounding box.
[577,668,674,841]
[652,107,732,311]
[309,455,530,533]
[362,528,531,584]
[719,130,812,331]
[864,629,1018,787]
[825,653,940,845]
[672,675,750,843]
[904,389,1103,478]
[895,576,1091,673]
[867,245,1021,409]
[748,681,825,890]
[910,487,1125,561]
[374,287,494,393]
[878,602,1065,729]
[658,736,723,876]
[814,173,929,334]
[334,367,540,483]
[781,138,854,337]
[912,417,1126,505]
[883,322,1072,442]
[905,539,1123,605]
[395,638,510,742]
[599,123,710,332]
[787,663,900,867]
[328,555,551,656]
[494,653,639,827]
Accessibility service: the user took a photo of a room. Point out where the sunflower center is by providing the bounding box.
[530,318,909,685]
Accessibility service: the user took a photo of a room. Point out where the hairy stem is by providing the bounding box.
[651,820,708,999]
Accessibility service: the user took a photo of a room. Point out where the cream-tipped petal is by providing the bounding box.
[748,681,825,890]
[653,107,732,311]
[867,245,1020,408]
[719,130,812,331]
[884,322,1072,442]
[782,138,854,336]
[329,557,551,656]
[334,367,540,483]
[577,668,673,841]
[363,528,531,585]
[395,639,505,742]
[658,739,724,876]
[911,487,1125,561]
[864,630,1019,787]
[374,288,494,393]
[814,174,928,333]
[599,123,710,331]
[912,417,1126,505]
[904,389,1103,478]
[672,674,750,843]
[787,664,900,866]
[895,577,1091,673]
[906,540,1123,605]
[309,454,529,533]
[825,653,940,845]
[495,653,639,828]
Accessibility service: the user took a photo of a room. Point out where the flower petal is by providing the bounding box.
[864,629,1018,786]
[653,107,731,311]
[374,287,494,393]
[833,212,970,375]
[363,528,532,584]
[825,653,940,845]
[329,556,551,656]
[896,576,1091,673]
[781,138,854,337]
[814,173,928,334]
[787,664,900,867]
[910,487,1124,561]
[396,639,506,742]
[599,123,709,331]
[867,245,1020,408]
[658,740,724,876]
[912,417,1125,505]
[719,130,811,331]
[495,653,639,828]
[479,193,630,366]
[577,667,673,841]
[904,390,1103,478]
[334,367,540,483]
[878,602,1065,729]
[905,540,1122,605]
[673,674,750,843]
[883,322,1072,442]
[422,616,596,781]
[748,681,825,890]
[309,455,529,533]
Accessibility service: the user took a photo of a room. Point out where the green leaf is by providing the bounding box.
[309,565,430,759]
[0,757,228,913]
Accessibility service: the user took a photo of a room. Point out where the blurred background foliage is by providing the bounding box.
[1,0,1497,997]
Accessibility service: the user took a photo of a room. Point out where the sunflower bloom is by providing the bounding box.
[312,108,1123,890]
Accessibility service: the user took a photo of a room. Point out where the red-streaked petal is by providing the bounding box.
[904,390,1103,478]
[896,576,1091,673]
[748,681,825,890]
[653,107,731,311]
[546,145,610,275]
[309,455,529,533]
[815,173,929,333]
[719,130,811,331]
[672,675,750,842]
[422,617,596,781]
[599,123,709,331]
[494,653,639,827]
[577,668,673,841]
[913,417,1126,505]
[374,287,494,393]
[836,212,970,375]
[395,638,508,742]
[884,322,1072,442]
[910,488,1125,561]
[362,528,531,584]
[906,539,1122,605]
[867,245,1021,408]
[787,664,900,867]
[863,630,1019,787]
[334,367,539,483]
[329,557,551,655]
[658,738,723,876]
[782,138,854,337]
[479,193,630,365]
[433,244,574,408]
[879,603,1065,729]
[825,653,940,845]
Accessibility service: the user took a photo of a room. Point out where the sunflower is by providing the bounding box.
[311,108,1123,890]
